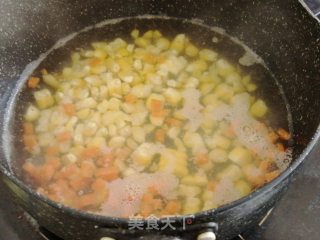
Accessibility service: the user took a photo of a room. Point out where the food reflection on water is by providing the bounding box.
[21,29,292,217]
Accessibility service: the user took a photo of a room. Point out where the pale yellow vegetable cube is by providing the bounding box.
[214,83,234,102]
[131,29,139,39]
[206,135,231,150]
[34,89,55,109]
[164,88,182,105]
[132,126,146,143]
[170,34,186,53]
[250,99,268,118]
[216,59,235,77]
[185,43,199,57]
[24,105,40,121]
[178,185,201,197]
[156,37,170,50]
[132,143,154,166]
[182,174,208,187]
[183,198,202,214]
[218,164,243,181]
[235,180,252,197]
[199,49,218,62]
[228,146,252,166]
[109,136,126,148]
[43,74,60,89]
[209,148,228,163]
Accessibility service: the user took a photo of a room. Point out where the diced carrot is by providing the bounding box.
[195,154,209,166]
[22,162,38,177]
[80,161,96,178]
[45,146,60,157]
[46,158,61,170]
[148,185,158,195]
[81,146,101,159]
[23,122,34,135]
[207,180,217,192]
[142,192,154,203]
[155,129,166,143]
[277,143,285,152]
[23,134,37,151]
[91,178,106,192]
[56,131,72,142]
[124,94,137,104]
[152,199,163,210]
[27,77,40,89]
[93,188,109,206]
[259,160,275,172]
[89,58,102,67]
[61,164,79,179]
[63,103,76,116]
[78,193,96,209]
[150,99,164,112]
[48,179,68,194]
[95,166,119,181]
[265,170,280,183]
[69,175,90,191]
[165,201,181,215]
[165,117,182,127]
[39,164,55,185]
[277,128,291,140]
[269,131,279,143]
[140,204,153,217]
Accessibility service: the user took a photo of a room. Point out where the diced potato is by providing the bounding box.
[209,148,228,163]
[24,105,40,121]
[199,49,218,62]
[228,146,252,166]
[77,108,91,120]
[218,164,243,181]
[109,136,126,148]
[206,135,231,150]
[125,137,137,149]
[185,43,199,57]
[132,126,146,143]
[250,99,268,118]
[202,190,214,201]
[34,89,55,109]
[214,83,234,102]
[183,197,201,214]
[182,174,208,187]
[164,88,182,106]
[247,83,257,92]
[178,185,201,197]
[235,180,252,197]
[131,29,139,39]
[170,34,186,53]
[76,97,97,109]
[131,111,148,126]
[216,59,235,77]
[199,82,216,96]
[156,37,170,50]
[135,37,149,48]
[132,143,154,166]
[43,74,60,89]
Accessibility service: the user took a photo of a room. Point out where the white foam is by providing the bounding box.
[180,88,204,131]
[99,172,178,217]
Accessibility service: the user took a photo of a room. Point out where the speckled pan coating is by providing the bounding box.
[0,1,319,240]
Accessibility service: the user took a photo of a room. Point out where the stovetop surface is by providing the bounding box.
[0,139,319,240]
